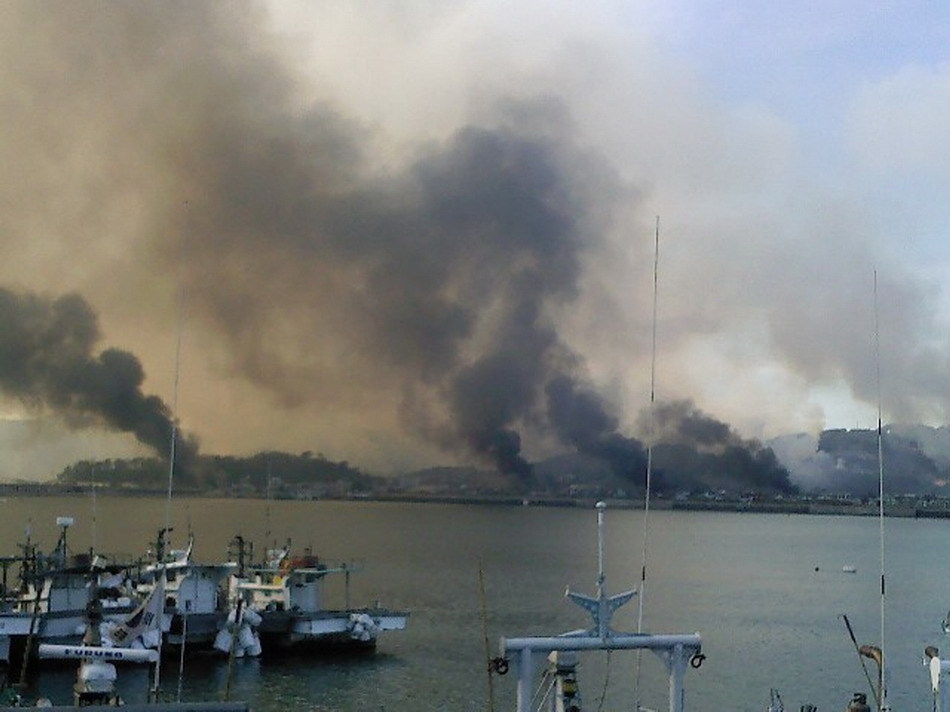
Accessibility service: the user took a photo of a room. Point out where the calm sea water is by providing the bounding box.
[1,496,947,711]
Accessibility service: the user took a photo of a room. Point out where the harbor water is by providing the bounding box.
[0,496,946,711]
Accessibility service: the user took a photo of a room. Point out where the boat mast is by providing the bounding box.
[873,270,887,712]
[164,281,184,541]
[155,273,185,699]
[635,215,660,698]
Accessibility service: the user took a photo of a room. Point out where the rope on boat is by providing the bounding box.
[530,671,556,712]
[841,613,880,711]
[477,563,496,712]
[594,648,612,712]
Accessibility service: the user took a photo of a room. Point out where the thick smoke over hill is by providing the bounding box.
[645,401,796,493]
[0,288,192,462]
[0,2,795,488]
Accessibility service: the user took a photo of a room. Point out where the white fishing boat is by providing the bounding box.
[25,586,251,712]
[39,595,160,707]
[217,538,407,657]
[0,517,138,666]
[133,529,236,653]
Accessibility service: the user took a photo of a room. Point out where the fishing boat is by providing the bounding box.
[132,529,236,653]
[38,594,160,706]
[0,517,138,667]
[489,502,704,712]
[23,587,250,712]
[217,537,408,657]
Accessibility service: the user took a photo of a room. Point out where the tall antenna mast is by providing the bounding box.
[163,283,184,539]
[164,203,188,541]
[873,270,887,711]
[635,215,660,696]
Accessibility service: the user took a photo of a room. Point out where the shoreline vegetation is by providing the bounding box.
[1,480,949,518]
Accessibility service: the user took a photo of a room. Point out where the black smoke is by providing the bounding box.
[169,87,618,479]
[545,375,648,482]
[0,287,193,463]
[644,400,796,493]
[0,3,796,490]
[651,400,739,451]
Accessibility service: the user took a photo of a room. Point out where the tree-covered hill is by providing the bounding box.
[56,450,382,495]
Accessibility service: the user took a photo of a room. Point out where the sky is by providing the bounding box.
[1,0,950,480]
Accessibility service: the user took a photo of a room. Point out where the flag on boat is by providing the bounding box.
[111,575,165,648]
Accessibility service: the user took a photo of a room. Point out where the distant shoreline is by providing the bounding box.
[3,481,949,519]
[345,494,949,519]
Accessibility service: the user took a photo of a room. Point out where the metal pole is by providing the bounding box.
[516,647,535,712]
[669,643,686,712]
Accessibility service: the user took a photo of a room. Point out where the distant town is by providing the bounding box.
[4,423,950,519]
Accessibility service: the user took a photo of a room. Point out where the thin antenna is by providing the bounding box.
[163,275,185,540]
[164,202,191,540]
[156,229,186,699]
[873,270,887,711]
[91,482,97,555]
[635,215,660,696]
[265,461,273,548]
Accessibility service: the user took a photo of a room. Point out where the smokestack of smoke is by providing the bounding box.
[0,287,190,461]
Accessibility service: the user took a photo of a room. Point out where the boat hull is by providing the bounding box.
[256,609,408,652]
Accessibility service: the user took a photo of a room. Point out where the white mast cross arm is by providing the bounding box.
[564,587,637,638]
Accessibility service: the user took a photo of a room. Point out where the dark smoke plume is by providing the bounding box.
[546,375,647,481]
[0,3,801,487]
[2,0,634,478]
[650,400,739,451]
[165,71,619,477]
[0,287,191,462]
[643,400,796,493]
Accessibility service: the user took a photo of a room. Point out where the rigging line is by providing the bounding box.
[477,562,495,712]
[873,269,887,711]
[841,613,880,710]
[176,611,188,702]
[530,671,556,712]
[595,648,612,712]
[635,215,660,699]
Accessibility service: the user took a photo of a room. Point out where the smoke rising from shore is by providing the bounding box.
[0,288,188,460]
[3,1,935,484]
